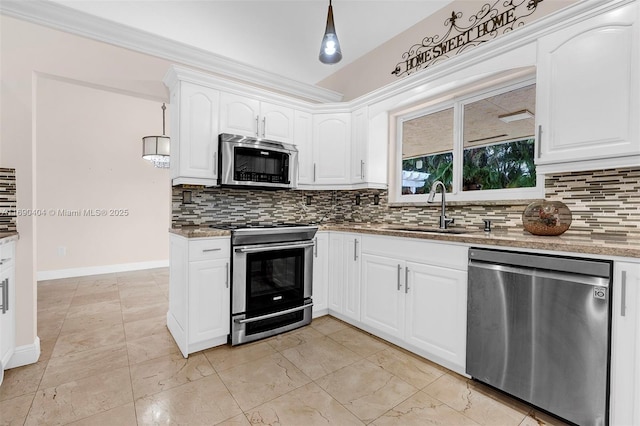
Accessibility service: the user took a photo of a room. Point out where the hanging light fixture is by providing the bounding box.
[142,103,170,168]
[319,0,342,64]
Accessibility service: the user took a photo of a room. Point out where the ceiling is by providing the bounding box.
[48,0,455,86]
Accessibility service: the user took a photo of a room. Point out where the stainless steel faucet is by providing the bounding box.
[427,180,454,229]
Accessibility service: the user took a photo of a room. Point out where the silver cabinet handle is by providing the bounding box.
[202,248,222,253]
[397,265,401,291]
[621,271,627,317]
[213,151,217,175]
[537,124,542,159]
[0,279,6,314]
[225,263,229,289]
[361,160,365,179]
[235,303,313,324]
[313,164,317,182]
[262,117,266,138]
[255,115,260,137]
[314,238,318,258]
[405,267,410,293]
[354,239,359,261]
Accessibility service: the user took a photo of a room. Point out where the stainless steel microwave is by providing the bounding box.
[219,133,298,190]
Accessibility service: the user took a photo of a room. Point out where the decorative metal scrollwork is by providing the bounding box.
[391,0,544,78]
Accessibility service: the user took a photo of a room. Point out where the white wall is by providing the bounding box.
[36,76,170,276]
[0,14,172,352]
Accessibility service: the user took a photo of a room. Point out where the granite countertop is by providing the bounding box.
[169,225,640,259]
[0,232,19,242]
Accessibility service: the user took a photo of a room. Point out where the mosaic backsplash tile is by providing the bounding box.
[172,167,640,238]
[0,168,17,232]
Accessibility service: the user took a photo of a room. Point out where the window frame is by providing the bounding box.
[392,77,543,204]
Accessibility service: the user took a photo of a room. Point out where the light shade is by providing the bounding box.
[319,0,342,64]
[142,135,170,168]
[499,109,534,123]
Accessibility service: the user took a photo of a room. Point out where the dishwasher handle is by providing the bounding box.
[468,260,610,288]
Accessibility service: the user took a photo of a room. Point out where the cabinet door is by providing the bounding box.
[405,261,467,371]
[261,102,294,143]
[175,82,220,184]
[536,3,639,171]
[312,233,329,316]
[328,233,345,314]
[0,266,15,381]
[343,234,361,322]
[610,261,640,426]
[313,114,351,185]
[219,92,260,137]
[350,107,368,184]
[294,111,314,185]
[188,259,230,346]
[361,254,405,337]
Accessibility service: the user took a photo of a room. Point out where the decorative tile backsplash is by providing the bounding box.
[0,168,17,232]
[172,167,640,238]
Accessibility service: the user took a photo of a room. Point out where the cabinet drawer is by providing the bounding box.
[188,238,230,262]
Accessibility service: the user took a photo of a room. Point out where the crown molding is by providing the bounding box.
[0,0,344,104]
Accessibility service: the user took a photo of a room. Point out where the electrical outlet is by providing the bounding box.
[374,194,380,205]
[355,194,361,205]
[306,195,312,206]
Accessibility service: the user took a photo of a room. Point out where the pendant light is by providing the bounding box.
[319,0,342,64]
[142,103,170,168]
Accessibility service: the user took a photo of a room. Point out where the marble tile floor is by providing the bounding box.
[0,268,569,425]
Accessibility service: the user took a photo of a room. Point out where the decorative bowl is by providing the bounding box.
[522,200,572,236]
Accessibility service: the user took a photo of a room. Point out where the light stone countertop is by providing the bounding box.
[169,224,640,259]
[0,232,19,243]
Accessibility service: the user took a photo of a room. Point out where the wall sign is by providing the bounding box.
[391,0,544,78]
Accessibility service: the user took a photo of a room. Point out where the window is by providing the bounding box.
[396,80,542,203]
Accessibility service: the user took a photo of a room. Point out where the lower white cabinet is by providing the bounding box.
[610,261,640,426]
[328,232,361,322]
[168,234,230,357]
[360,244,467,374]
[0,239,16,386]
[312,232,329,317]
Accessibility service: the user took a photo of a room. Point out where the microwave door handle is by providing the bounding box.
[235,241,315,254]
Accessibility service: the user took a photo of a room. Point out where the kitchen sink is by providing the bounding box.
[386,226,480,234]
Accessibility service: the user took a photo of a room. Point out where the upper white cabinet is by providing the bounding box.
[170,81,220,186]
[610,260,640,426]
[219,92,294,143]
[0,239,16,386]
[350,107,368,184]
[536,2,639,173]
[312,113,352,186]
[294,110,314,185]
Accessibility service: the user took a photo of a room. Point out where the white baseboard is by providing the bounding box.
[6,337,40,369]
[37,260,169,281]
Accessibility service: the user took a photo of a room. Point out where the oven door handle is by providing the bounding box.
[235,303,313,324]
[234,241,315,253]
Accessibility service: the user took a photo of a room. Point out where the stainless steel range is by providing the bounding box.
[210,223,318,345]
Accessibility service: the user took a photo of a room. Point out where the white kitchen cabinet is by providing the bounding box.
[610,261,640,426]
[169,81,220,186]
[535,2,639,173]
[361,253,405,337]
[219,92,294,143]
[312,232,329,317]
[312,113,352,185]
[350,106,368,184]
[294,110,314,185]
[168,234,230,357]
[328,232,361,322]
[0,239,16,386]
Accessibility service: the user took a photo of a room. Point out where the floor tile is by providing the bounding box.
[219,414,251,425]
[371,390,480,425]
[266,325,324,352]
[0,393,35,426]
[366,346,445,389]
[130,352,215,399]
[424,374,529,426]
[316,359,418,423]
[64,299,121,319]
[126,328,181,365]
[121,301,167,324]
[0,361,47,402]
[39,343,129,389]
[519,411,570,426]
[309,315,349,335]
[50,323,126,358]
[73,280,118,296]
[25,367,133,426]
[135,375,242,425]
[69,290,120,307]
[328,326,389,357]
[120,292,167,311]
[66,402,137,426]
[246,382,364,426]
[281,335,361,380]
[123,315,168,341]
[204,340,276,372]
[59,310,123,336]
[218,353,311,411]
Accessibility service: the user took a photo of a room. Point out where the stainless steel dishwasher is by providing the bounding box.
[466,247,612,426]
